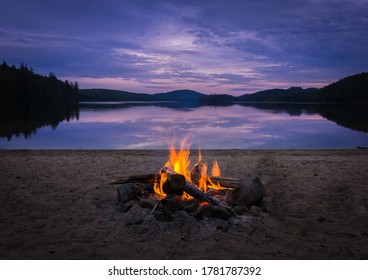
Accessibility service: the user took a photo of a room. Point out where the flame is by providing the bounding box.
[198,162,208,192]
[211,160,221,177]
[198,149,202,162]
[153,139,224,199]
[153,173,167,197]
[165,139,191,182]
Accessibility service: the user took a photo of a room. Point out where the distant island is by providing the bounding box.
[79,72,368,104]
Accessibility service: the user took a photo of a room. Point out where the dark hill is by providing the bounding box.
[319,72,368,103]
[79,89,205,102]
[236,87,320,102]
[78,72,368,104]
[154,89,205,101]
[236,72,368,103]
[79,89,156,101]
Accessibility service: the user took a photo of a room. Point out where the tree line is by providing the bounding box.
[79,72,368,104]
[0,61,79,108]
[211,72,368,104]
[0,62,79,140]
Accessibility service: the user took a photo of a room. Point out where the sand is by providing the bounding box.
[0,149,368,260]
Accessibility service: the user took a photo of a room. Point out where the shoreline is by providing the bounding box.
[1,149,368,259]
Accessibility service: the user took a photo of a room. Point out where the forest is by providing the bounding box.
[0,61,78,107]
[0,62,79,140]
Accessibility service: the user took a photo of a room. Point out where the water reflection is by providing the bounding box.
[1,102,368,149]
[238,103,368,133]
[0,104,79,140]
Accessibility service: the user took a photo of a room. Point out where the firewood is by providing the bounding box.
[190,162,206,186]
[109,173,156,185]
[207,176,239,189]
[160,168,185,195]
[160,167,231,210]
[110,173,240,189]
[117,183,143,203]
[190,161,239,189]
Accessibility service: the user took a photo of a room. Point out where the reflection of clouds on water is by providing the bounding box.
[1,104,368,149]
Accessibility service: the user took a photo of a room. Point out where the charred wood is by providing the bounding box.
[160,168,185,196]
[110,172,240,190]
[110,173,156,185]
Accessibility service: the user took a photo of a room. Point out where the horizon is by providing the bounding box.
[1,1,368,96]
[79,86,318,96]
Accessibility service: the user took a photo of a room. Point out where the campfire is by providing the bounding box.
[111,139,267,222]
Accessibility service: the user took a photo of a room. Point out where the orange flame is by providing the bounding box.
[165,139,191,182]
[198,162,208,192]
[211,160,221,177]
[153,139,224,199]
[153,173,167,197]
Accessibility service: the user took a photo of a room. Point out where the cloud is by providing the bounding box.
[1,0,367,95]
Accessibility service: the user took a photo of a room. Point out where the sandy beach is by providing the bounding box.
[0,149,368,259]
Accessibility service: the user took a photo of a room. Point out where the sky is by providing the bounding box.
[1,0,368,95]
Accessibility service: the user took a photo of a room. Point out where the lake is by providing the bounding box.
[1,102,368,149]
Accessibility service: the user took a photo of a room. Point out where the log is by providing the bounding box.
[117,183,143,203]
[110,173,240,189]
[160,167,234,213]
[190,161,239,189]
[207,176,239,189]
[161,167,220,205]
[190,162,206,186]
[109,173,156,185]
[160,168,185,196]
[199,204,236,220]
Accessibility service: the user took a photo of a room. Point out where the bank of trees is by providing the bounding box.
[0,62,79,140]
[0,61,78,108]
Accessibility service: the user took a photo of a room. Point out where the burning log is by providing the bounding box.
[183,180,222,206]
[190,162,206,186]
[160,167,234,213]
[110,172,240,190]
[160,168,185,196]
[207,176,239,189]
[161,167,220,205]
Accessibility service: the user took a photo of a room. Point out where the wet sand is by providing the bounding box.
[0,149,367,259]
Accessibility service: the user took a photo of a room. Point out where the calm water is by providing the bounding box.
[1,102,368,149]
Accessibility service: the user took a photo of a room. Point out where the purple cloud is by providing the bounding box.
[1,0,367,95]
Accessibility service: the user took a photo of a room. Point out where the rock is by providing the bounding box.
[233,205,249,215]
[161,195,187,211]
[250,205,262,216]
[138,198,159,210]
[198,204,235,220]
[117,183,143,203]
[226,176,266,208]
[229,217,255,234]
[126,216,144,226]
[154,211,173,222]
[258,198,278,216]
[120,200,136,212]
[182,199,200,213]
